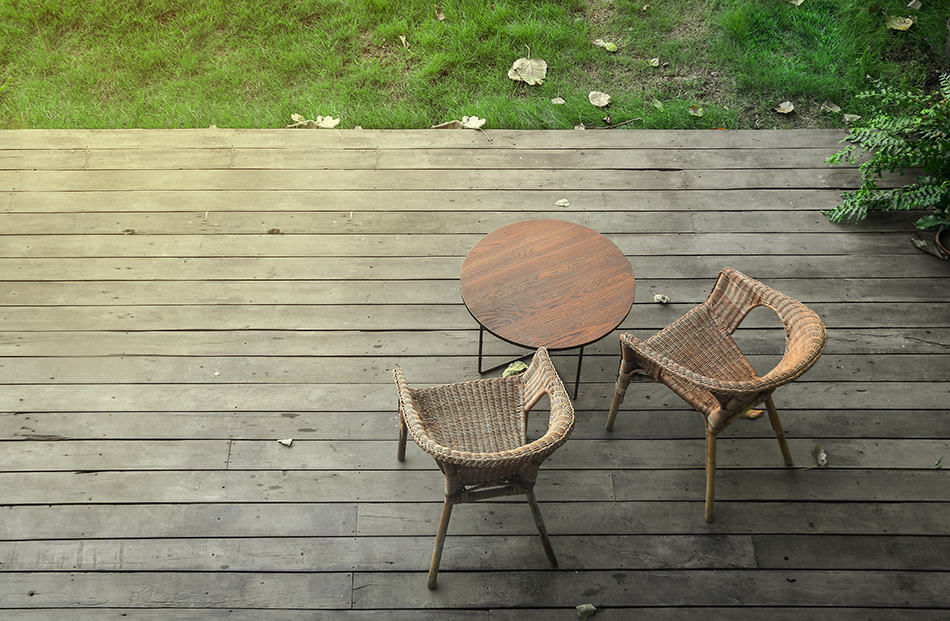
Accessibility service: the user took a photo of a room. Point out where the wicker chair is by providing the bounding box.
[605,268,826,522]
[393,347,574,589]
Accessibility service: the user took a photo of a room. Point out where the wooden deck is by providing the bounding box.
[1,129,948,619]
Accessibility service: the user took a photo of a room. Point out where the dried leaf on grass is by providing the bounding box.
[431,117,486,130]
[788,0,805,6]
[286,113,340,129]
[820,101,841,113]
[688,105,704,117]
[885,15,913,30]
[907,0,921,9]
[429,116,485,129]
[508,57,547,85]
[592,39,618,53]
[843,114,861,123]
[774,101,795,114]
[461,116,486,129]
[551,97,567,105]
[399,35,410,50]
[574,124,586,130]
[434,4,445,21]
[588,90,611,107]
[652,98,664,110]
[648,57,660,67]
[431,120,463,129]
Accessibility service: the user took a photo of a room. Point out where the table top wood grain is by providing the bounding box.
[460,219,636,350]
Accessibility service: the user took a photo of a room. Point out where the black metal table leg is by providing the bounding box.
[477,325,533,375]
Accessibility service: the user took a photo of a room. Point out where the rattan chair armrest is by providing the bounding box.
[522,348,576,435]
[392,367,435,448]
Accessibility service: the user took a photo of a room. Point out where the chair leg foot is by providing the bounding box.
[526,491,558,568]
[397,410,408,462]
[605,391,625,432]
[704,430,716,523]
[427,499,454,590]
[764,395,793,467]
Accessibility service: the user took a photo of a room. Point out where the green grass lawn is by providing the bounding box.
[1,0,948,129]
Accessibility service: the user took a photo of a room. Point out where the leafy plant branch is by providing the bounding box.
[826,74,950,231]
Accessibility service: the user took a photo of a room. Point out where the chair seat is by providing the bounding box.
[411,377,527,454]
[646,306,757,415]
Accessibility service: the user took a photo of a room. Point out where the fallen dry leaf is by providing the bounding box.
[316,116,339,129]
[399,34,410,50]
[551,97,567,105]
[588,90,611,107]
[434,4,445,21]
[843,114,861,123]
[688,105,704,117]
[648,57,660,67]
[554,198,571,207]
[774,101,795,114]
[461,116,486,129]
[652,98,664,110]
[907,0,921,9]
[653,293,670,304]
[431,120,463,129]
[508,57,547,85]
[593,38,607,47]
[788,0,804,6]
[885,15,913,30]
[286,114,340,129]
[820,101,841,113]
[577,604,598,621]
[278,438,294,447]
[574,124,586,130]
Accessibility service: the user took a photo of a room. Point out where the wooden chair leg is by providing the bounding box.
[427,498,454,590]
[704,430,717,523]
[764,395,793,466]
[397,409,408,462]
[605,355,632,431]
[526,491,558,568]
[605,391,625,431]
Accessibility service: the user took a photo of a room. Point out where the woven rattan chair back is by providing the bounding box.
[605,268,826,521]
[394,347,574,588]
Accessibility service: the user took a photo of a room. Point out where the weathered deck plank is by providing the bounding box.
[1,129,947,616]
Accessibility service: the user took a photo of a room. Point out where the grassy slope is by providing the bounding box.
[0,0,947,129]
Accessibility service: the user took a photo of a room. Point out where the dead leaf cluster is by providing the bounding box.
[592,39,618,53]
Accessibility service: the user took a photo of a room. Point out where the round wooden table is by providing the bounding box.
[461,219,636,397]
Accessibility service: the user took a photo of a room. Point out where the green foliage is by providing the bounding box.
[826,75,950,230]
